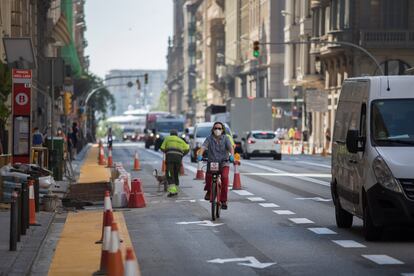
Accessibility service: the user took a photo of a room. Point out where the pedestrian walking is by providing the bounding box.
[32,127,44,147]
[160,129,189,197]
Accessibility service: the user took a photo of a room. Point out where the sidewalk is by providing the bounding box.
[0,209,54,275]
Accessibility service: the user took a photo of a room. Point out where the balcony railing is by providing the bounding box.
[360,30,414,48]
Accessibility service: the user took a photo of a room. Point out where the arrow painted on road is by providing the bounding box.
[176,220,223,227]
[295,197,332,202]
[208,256,275,269]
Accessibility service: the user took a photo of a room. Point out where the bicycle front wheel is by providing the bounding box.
[211,178,216,221]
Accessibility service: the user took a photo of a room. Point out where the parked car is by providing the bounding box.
[241,130,281,160]
[332,76,414,241]
[189,122,233,162]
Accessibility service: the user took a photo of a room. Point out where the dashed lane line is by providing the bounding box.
[332,240,366,248]
[232,190,254,196]
[289,218,314,224]
[258,203,279,208]
[307,227,337,235]
[241,161,330,187]
[247,197,266,202]
[273,210,295,215]
[240,172,331,178]
[362,255,404,265]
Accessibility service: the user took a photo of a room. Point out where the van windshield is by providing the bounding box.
[372,99,414,146]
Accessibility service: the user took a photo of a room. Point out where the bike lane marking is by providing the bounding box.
[362,255,404,265]
[273,210,295,215]
[258,203,279,208]
[247,197,266,202]
[332,240,366,248]
[207,256,276,269]
[307,227,337,235]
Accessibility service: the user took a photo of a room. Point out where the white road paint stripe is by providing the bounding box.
[247,197,266,202]
[362,255,404,265]
[307,227,337,235]
[401,273,414,276]
[289,218,314,224]
[296,161,331,168]
[240,172,331,178]
[242,161,331,187]
[273,210,295,215]
[259,203,279,208]
[295,197,332,202]
[232,190,254,196]
[332,240,366,248]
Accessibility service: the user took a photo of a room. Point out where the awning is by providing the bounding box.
[52,14,71,45]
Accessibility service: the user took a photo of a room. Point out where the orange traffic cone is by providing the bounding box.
[97,191,113,244]
[133,151,141,171]
[232,161,242,190]
[124,248,139,276]
[107,148,113,167]
[107,223,124,276]
[99,145,106,165]
[128,179,146,208]
[180,161,186,176]
[29,179,40,226]
[194,161,205,180]
[161,154,166,173]
[94,209,113,275]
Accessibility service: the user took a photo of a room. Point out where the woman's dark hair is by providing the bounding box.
[211,121,226,135]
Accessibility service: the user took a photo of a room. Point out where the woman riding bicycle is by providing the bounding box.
[197,122,234,210]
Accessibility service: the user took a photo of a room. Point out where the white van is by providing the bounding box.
[332,76,414,241]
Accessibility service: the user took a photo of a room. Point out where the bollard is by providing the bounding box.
[16,189,21,242]
[9,191,18,251]
[20,181,29,234]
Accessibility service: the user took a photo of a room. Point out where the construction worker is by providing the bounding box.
[160,129,190,197]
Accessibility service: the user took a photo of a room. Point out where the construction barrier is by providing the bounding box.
[280,140,327,156]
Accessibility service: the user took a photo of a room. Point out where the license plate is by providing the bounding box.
[210,162,219,172]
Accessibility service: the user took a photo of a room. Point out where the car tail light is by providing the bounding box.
[274,140,281,144]
[248,139,256,144]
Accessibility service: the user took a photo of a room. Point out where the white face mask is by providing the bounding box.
[214,129,222,136]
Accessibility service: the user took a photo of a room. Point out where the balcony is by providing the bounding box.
[360,30,414,48]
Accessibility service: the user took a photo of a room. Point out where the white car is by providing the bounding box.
[189,122,233,162]
[242,130,281,160]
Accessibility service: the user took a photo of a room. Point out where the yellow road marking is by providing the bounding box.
[78,145,111,184]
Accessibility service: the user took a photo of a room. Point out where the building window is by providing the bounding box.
[375,59,411,75]
[381,0,408,28]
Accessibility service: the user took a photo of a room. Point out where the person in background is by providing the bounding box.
[288,127,295,140]
[70,122,79,159]
[107,127,113,149]
[32,127,44,147]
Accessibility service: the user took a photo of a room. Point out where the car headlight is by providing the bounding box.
[181,134,186,138]
[150,133,154,137]
[372,156,402,193]
[156,134,160,139]
[123,135,127,139]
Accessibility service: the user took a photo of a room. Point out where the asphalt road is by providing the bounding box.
[111,142,414,276]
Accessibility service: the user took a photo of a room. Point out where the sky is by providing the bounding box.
[84,0,173,78]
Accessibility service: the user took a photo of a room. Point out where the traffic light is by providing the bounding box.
[64,92,72,115]
[144,73,148,84]
[253,41,260,58]
[136,79,141,90]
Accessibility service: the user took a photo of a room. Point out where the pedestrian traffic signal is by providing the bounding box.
[253,41,260,58]
[64,92,72,115]
[144,73,148,84]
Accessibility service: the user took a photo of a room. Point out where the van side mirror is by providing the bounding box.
[346,129,363,153]
[189,134,194,139]
[241,137,246,142]
[233,134,238,139]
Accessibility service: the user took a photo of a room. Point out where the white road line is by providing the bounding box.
[401,273,414,276]
[259,203,279,208]
[242,161,330,187]
[307,227,337,235]
[240,172,331,178]
[295,197,332,202]
[362,255,404,265]
[247,197,266,202]
[332,240,366,248]
[296,161,331,169]
[232,190,254,196]
[289,218,314,224]
[273,210,295,215]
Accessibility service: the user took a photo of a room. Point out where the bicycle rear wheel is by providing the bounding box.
[211,178,216,221]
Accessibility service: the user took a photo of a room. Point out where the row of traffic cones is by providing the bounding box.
[95,192,139,276]
[97,142,142,172]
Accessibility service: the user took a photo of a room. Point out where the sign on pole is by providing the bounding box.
[305,89,328,113]
[12,69,32,164]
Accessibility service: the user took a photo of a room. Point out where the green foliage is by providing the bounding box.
[0,63,12,123]
[194,80,207,103]
[96,120,122,139]
[151,89,168,111]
